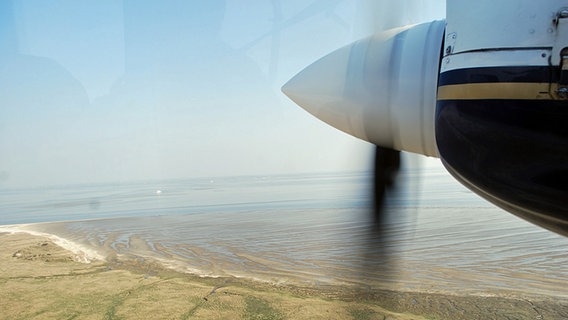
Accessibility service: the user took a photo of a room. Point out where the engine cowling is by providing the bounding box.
[436,0,568,236]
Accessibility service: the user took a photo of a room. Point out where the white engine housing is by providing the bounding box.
[282,20,446,157]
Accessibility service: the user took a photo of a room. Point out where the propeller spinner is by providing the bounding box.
[281,21,445,157]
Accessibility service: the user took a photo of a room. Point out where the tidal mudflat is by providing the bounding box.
[2,232,567,320]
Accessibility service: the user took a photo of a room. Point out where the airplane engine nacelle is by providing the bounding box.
[283,0,568,237]
[282,20,446,157]
[436,0,568,236]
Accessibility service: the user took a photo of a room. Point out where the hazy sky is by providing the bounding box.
[0,0,445,188]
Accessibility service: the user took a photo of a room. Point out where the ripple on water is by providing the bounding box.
[16,206,568,298]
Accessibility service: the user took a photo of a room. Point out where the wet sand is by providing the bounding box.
[1,232,568,320]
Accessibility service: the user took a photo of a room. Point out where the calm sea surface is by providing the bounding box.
[1,166,567,298]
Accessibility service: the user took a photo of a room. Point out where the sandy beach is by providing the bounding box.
[1,232,568,320]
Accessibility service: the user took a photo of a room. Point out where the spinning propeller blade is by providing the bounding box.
[282,3,445,288]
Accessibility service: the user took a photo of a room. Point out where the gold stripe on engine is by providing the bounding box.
[437,82,555,100]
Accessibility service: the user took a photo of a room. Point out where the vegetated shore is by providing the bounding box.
[1,232,567,320]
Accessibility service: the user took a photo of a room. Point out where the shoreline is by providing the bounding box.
[1,232,568,319]
[0,225,104,262]
[1,224,565,301]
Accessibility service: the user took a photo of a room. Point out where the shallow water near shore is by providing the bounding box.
[1,168,568,299]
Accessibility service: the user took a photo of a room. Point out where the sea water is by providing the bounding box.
[1,167,567,298]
